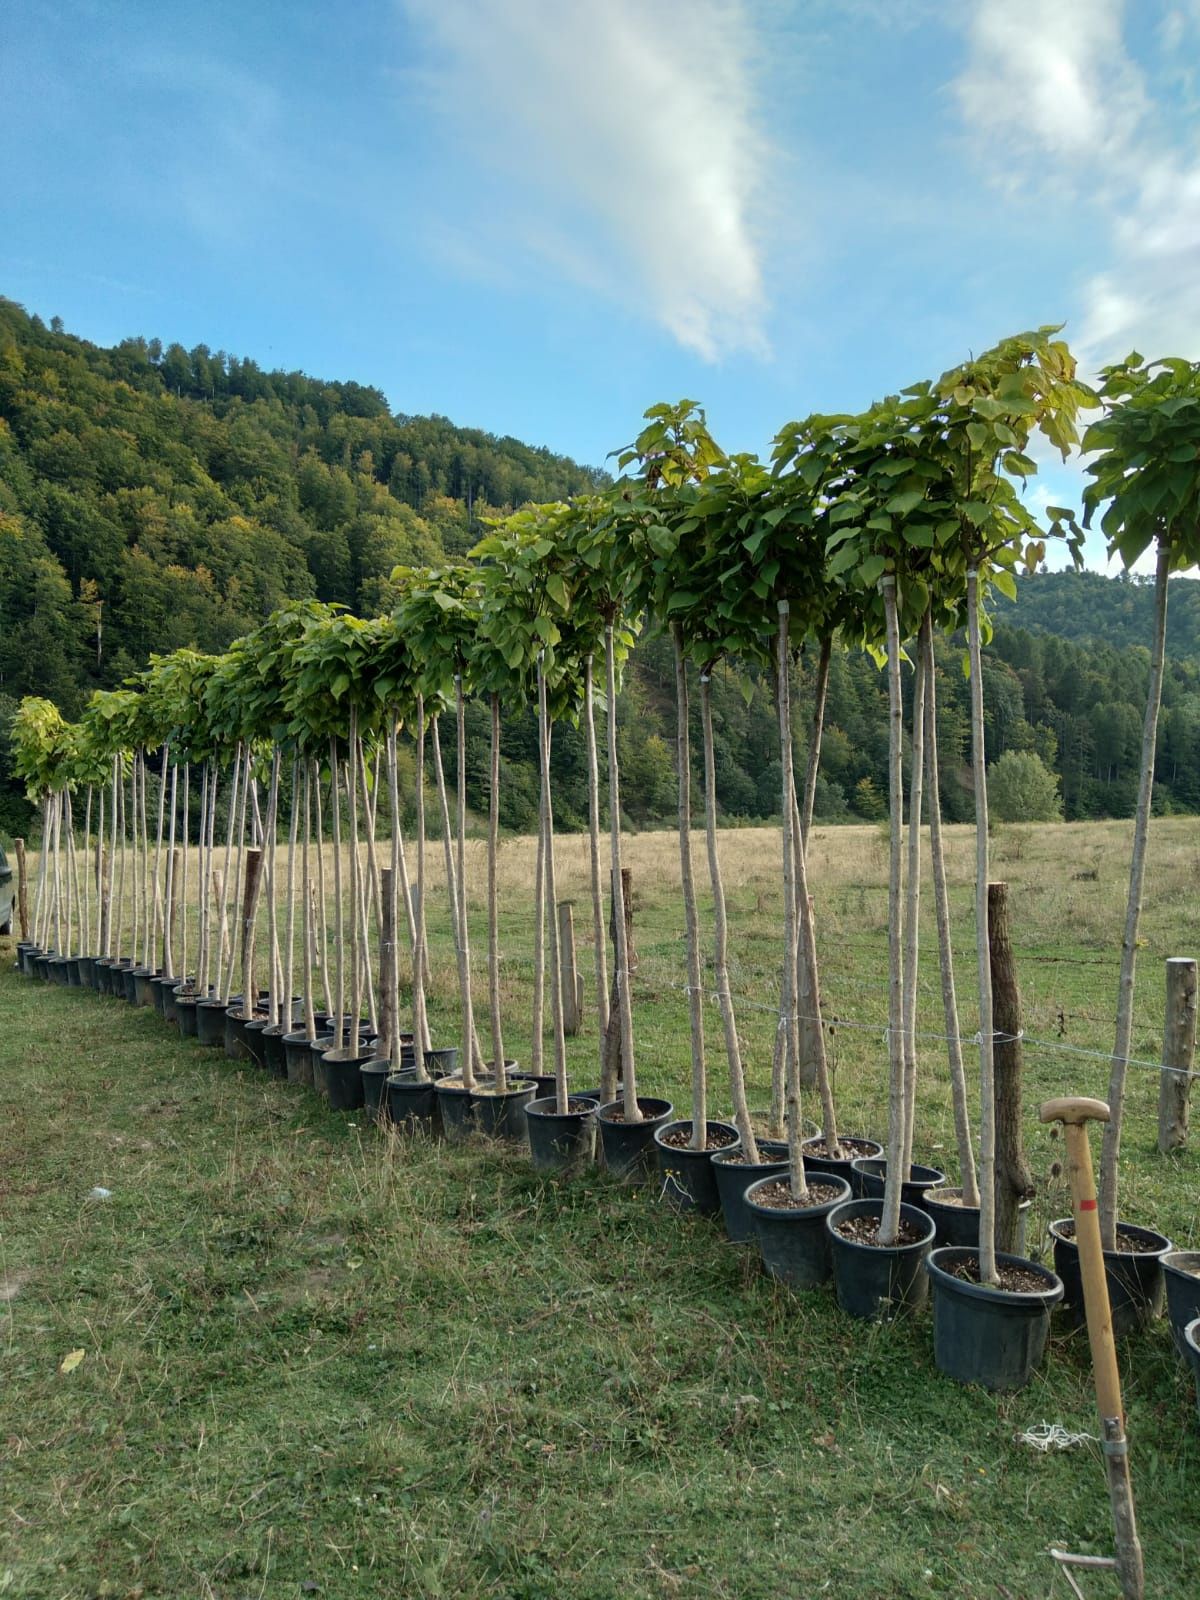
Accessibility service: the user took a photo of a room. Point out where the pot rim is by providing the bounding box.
[595,1096,673,1124]
[927,1245,1064,1307]
[653,1117,739,1152]
[1185,1316,1200,1354]
[745,1171,851,1216]
[826,1197,937,1253]
[851,1155,946,1187]
[526,1094,598,1121]
[1048,1216,1173,1255]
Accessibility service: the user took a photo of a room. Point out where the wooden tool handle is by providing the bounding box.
[1039,1095,1111,1126]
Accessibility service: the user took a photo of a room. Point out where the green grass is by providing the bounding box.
[4,818,1200,1597]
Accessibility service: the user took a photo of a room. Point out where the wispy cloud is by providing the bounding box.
[397,0,770,360]
[952,0,1200,370]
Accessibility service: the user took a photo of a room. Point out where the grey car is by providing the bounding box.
[0,845,13,936]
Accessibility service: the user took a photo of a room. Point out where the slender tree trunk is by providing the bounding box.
[454,675,478,1089]
[216,744,242,999]
[432,714,481,1077]
[64,791,77,958]
[777,605,809,1200]
[102,759,118,956]
[314,763,332,1018]
[899,633,925,1178]
[411,700,432,1071]
[115,773,128,964]
[346,721,364,1056]
[487,692,505,1082]
[179,764,189,983]
[792,723,840,1156]
[673,626,707,1148]
[385,725,404,1071]
[196,766,212,994]
[330,738,346,1051]
[801,634,832,845]
[583,655,610,1084]
[127,760,139,967]
[82,787,93,954]
[32,796,49,947]
[879,576,907,1247]
[302,762,317,1041]
[989,882,1036,1252]
[16,837,29,942]
[968,568,998,1284]
[606,622,640,1120]
[163,767,177,976]
[141,748,154,969]
[356,738,380,1036]
[1100,541,1171,1249]
[282,757,299,1028]
[264,750,282,1026]
[922,617,979,1206]
[538,660,568,1112]
[239,847,264,1020]
[699,670,758,1160]
[531,773,546,1078]
[152,743,169,969]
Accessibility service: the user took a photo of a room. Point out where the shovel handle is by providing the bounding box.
[1039,1095,1110,1127]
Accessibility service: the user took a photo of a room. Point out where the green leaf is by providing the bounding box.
[885,489,925,516]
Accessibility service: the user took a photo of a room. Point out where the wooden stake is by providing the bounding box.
[15,838,28,940]
[1156,956,1197,1154]
[557,901,583,1037]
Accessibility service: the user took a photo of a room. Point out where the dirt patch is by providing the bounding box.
[0,1268,31,1302]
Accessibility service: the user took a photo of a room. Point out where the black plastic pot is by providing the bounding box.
[320,1048,369,1111]
[149,973,174,1016]
[224,1006,254,1061]
[525,1096,596,1173]
[1163,1251,1200,1360]
[423,1046,460,1079]
[473,1078,537,1142]
[852,1157,945,1211]
[174,988,199,1037]
[196,997,229,1047]
[309,1035,336,1095]
[746,1172,852,1289]
[158,977,180,1023]
[801,1134,883,1193]
[927,1247,1064,1392]
[120,964,139,1003]
[33,952,52,981]
[261,1023,289,1080]
[1049,1218,1172,1338]
[131,967,158,1007]
[434,1078,480,1142]
[67,957,84,987]
[243,1018,269,1066]
[386,1070,441,1133]
[282,1029,317,1087]
[653,1120,739,1214]
[76,956,97,989]
[1185,1319,1200,1424]
[361,1058,393,1121]
[827,1198,936,1320]
[596,1097,674,1180]
[15,941,35,974]
[94,957,115,994]
[47,955,69,985]
[711,1140,790,1242]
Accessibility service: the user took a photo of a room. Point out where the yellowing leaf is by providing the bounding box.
[58,1348,86,1374]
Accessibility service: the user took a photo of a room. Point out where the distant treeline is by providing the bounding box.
[2,299,1197,835]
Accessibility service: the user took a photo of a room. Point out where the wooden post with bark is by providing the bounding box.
[601,869,635,1097]
[1156,957,1197,1154]
[557,901,584,1036]
[15,838,29,940]
[379,867,396,1065]
[988,882,1036,1255]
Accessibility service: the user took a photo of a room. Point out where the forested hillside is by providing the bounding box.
[2,298,1199,837]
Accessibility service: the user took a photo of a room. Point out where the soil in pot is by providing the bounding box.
[386,1071,441,1134]
[282,1030,317,1087]
[654,1120,739,1214]
[1049,1218,1172,1338]
[827,1197,936,1320]
[927,1247,1064,1392]
[746,1173,851,1290]
[852,1157,945,1210]
[526,1096,597,1174]
[596,1097,674,1181]
[801,1134,883,1191]
[319,1048,369,1112]
[1162,1250,1200,1360]
[711,1141,790,1242]
[472,1078,537,1142]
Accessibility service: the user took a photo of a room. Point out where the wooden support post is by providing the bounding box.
[557,900,584,1036]
[167,846,183,977]
[239,848,263,1018]
[601,869,635,1100]
[988,882,1036,1255]
[1156,956,1197,1153]
[15,838,29,940]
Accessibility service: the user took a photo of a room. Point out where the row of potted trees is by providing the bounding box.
[10,331,1200,1395]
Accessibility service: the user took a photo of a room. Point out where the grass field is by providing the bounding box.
[2,818,1199,1597]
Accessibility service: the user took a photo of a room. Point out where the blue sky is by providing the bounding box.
[4,0,1199,567]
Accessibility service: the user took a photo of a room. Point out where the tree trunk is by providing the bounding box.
[899,631,926,1178]
[605,621,640,1119]
[1100,540,1171,1249]
[379,865,395,1064]
[283,757,299,1036]
[347,724,365,1057]
[432,714,481,1077]
[313,762,332,1018]
[263,750,282,1026]
[700,670,758,1161]
[330,738,346,1051]
[968,569,998,1284]
[673,625,707,1148]
[487,693,505,1081]
[777,604,808,1200]
[988,882,1036,1254]
[301,763,317,1041]
[922,617,979,1206]
[557,902,583,1036]
[411,699,431,1069]
[1156,957,1197,1154]
[583,655,610,1083]
[240,847,264,1019]
[531,779,546,1078]
[879,576,907,1247]
[178,765,189,983]
[15,837,28,941]
[601,869,634,1100]
[454,677,478,1090]
[538,660,568,1112]
[792,730,840,1155]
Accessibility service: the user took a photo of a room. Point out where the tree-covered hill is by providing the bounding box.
[0,297,606,709]
[993,568,1200,659]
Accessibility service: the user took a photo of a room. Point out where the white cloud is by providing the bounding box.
[397,0,770,360]
[953,0,1200,372]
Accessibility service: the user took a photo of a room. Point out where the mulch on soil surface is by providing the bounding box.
[751,1179,844,1211]
[833,1214,927,1246]
[941,1253,1049,1293]
[659,1125,738,1151]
